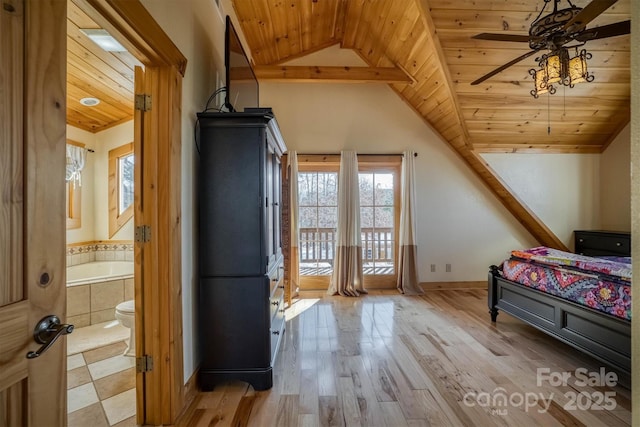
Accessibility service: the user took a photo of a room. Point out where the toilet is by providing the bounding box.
[115,300,135,357]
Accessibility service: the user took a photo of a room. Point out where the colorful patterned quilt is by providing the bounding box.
[501,249,631,321]
[510,246,631,283]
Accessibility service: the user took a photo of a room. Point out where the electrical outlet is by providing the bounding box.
[446,263,451,272]
[430,264,436,272]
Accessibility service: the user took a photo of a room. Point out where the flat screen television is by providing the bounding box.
[225,16,259,112]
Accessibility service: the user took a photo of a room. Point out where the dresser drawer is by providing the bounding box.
[574,231,631,256]
[270,295,285,363]
[270,284,284,320]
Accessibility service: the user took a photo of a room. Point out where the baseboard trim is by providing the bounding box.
[419,281,486,290]
[296,282,487,298]
[174,368,200,427]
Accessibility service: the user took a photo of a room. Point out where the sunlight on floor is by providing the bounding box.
[285,298,320,321]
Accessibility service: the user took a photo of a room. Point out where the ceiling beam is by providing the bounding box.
[253,65,414,83]
[415,0,568,251]
[472,144,603,154]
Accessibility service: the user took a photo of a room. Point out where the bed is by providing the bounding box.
[488,231,631,378]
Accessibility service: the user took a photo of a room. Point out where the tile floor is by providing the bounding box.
[67,323,137,427]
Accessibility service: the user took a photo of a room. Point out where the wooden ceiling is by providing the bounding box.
[233,0,630,153]
[232,0,631,248]
[66,0,138,133]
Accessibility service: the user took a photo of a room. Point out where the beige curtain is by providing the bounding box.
[328,151,367,296]
[397,150,423,295]
[288,151,300,295]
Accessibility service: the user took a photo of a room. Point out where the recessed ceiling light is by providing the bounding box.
[80,97,100,107]
[79,28,127,52]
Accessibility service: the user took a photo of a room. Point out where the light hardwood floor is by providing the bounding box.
[181,289,631,426]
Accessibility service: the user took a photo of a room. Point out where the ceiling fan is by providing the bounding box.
[470,0,630,86]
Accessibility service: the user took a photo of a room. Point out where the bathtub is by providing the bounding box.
[67,261,134,287]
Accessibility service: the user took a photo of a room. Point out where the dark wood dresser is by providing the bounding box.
[197,110,286,391]
[574,230,631,257]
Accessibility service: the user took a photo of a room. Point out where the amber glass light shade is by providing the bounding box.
[568,54,588,85]
[545,54,561,84]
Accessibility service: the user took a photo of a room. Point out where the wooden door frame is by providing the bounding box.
[70,1,187,424]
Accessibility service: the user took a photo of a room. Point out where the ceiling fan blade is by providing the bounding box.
[562,0,618,34]
[472,33,530,43]
[574,20,630,41]
[471,49,541,85]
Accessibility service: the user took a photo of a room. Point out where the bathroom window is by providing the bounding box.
[66,175,82,229]
[109,143,134,237]
[66,140,85,230]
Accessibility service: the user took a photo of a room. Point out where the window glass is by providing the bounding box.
[109,143,134,237]
[297,163,399,284]
[359,171,395,275]
[118,154,134,215]
[298,172,338,276]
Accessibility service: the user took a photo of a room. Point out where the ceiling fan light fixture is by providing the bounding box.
[529,46,592,98]
[470,0,628,91]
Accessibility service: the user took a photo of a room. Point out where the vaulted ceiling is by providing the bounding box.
[232,0,631,249]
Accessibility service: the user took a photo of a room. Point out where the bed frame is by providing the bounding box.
[488,232,631,379]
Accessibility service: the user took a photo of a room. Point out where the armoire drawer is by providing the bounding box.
[270,284,284,320]
[270,296,285,362]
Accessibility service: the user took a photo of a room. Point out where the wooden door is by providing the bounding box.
[0,0,68,425]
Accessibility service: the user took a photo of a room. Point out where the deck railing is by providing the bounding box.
[299,227,394,264]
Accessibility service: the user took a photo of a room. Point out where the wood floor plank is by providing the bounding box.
[187,290,630,427]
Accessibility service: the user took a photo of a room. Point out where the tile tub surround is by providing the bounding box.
[67,277,134,328]
[66,243,134,329]
[67,241,134,266]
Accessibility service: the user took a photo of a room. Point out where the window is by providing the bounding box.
[66,176,82,230]
[109,143,134,237]
[297,155,400,289]
[66,140,85,230]
[359,171,395,275]
[299,171,338,276]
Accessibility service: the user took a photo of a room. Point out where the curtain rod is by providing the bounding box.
[296,152,418,157]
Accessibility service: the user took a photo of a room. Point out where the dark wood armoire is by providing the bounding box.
[197,110,286,391]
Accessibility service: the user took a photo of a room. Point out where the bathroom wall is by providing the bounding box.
[94,121,135,241]
[66,122,135,246]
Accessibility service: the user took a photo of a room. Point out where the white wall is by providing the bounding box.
[481,153,601,248]
[141,0,227,382]
[262,79,541,281]
[94,121,135,241]
[600,124,631,231]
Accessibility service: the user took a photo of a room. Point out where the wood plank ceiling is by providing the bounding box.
[66,0,138,133]
[232,0,631,248]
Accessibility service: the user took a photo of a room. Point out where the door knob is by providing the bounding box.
[26,315,74,359]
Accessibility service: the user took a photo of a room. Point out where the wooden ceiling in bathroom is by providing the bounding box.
[66,0,139,133]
